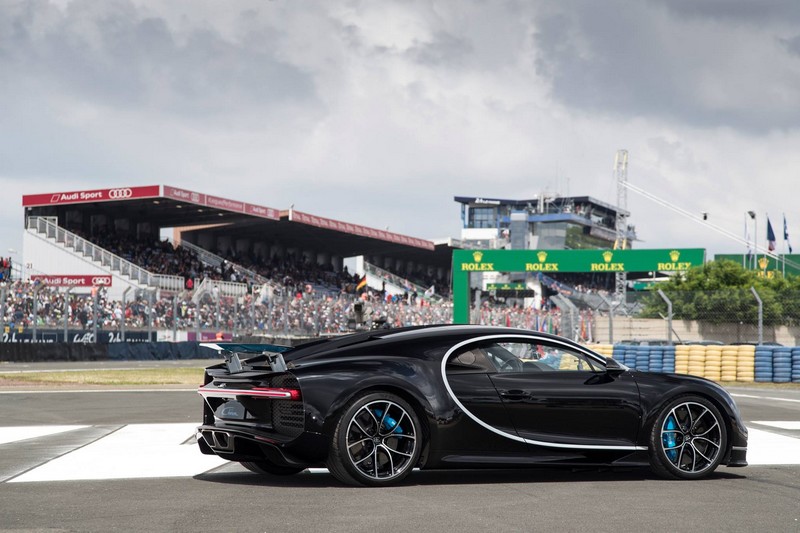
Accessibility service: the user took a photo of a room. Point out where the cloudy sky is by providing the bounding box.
[2,0,800,263]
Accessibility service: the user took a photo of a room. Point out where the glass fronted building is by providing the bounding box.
[454,195,637,251]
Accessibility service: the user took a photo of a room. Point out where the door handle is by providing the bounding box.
[500,390,530,401]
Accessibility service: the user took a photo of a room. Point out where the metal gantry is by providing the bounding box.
[614,149,629,299]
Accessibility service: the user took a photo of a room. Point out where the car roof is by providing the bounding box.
[284,324,592,361]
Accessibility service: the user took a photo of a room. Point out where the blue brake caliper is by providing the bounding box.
[373,409,403,434]
[663,415,678,462]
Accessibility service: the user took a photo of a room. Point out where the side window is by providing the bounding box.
[495,341,603,373]
[446,347,496,373]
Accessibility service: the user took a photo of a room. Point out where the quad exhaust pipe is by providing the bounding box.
[201,430,235,452]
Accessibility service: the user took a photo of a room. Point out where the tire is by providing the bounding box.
[240,461,306,476]
[648,395,727,480]
[326,392,422,487]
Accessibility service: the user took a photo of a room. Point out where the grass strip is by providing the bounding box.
[0,367,205,386]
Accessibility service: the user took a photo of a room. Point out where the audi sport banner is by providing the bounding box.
[22,185,161,207]
[290,210,435,250]
[162,185,280,220]
[30,275,113,287]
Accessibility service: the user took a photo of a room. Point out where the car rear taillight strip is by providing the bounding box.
[197,386,301,400]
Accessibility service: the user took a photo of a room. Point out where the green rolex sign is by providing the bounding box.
[452,248,705,323]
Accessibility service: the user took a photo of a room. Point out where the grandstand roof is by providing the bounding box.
[22,184,448,263]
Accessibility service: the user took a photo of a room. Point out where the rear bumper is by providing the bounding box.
[726,446,748,467]
[197,424,328,467]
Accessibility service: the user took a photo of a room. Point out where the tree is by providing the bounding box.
[640,259,800,326]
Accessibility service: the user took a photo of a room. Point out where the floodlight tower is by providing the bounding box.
[614,149,629,298]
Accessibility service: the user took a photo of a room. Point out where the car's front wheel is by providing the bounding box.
[326,392,421,486]
[648,395,727,479]
[240,461,306,476]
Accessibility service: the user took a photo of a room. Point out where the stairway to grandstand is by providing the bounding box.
[363,262,444,301]
[25,217,250,298]
[179,241,279,299]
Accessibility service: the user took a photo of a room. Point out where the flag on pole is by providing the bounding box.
[784,214,793,253]
[356,275,367,291]
[767,216,777,252]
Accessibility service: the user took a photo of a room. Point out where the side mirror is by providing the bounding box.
[605,357,625,375]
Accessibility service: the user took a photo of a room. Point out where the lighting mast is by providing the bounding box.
[614,149,629,298]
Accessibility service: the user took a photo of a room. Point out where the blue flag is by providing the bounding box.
[766,217,776,251]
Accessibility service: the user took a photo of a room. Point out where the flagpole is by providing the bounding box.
[783,216,786,277]
[743,212,747,269]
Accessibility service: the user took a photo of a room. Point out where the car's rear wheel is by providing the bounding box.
[326,392,421,486]
[648,395,727,479]
[240,461,306,476]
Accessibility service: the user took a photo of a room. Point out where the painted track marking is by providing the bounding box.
[0,425,88,446]
[8,423,225,483]
[3,421,800,483]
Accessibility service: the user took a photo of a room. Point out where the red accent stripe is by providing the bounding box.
[197,386,301,400]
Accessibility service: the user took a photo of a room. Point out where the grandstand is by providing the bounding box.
[3,185,629,344]
[5,185,459,340]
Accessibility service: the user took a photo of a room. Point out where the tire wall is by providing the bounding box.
[593,344,800,383]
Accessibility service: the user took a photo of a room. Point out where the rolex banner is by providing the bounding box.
[451,248,707,324]
[453,248,705,274]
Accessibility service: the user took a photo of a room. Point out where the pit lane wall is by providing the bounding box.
[593,344,800,383]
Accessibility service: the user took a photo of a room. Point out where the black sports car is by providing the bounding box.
[196,325,747,486]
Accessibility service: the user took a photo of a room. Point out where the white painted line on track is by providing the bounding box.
[0,425,89,446]
[9,423,226,483]
[745,427,800,465]
[0,389,195,394]
[731,393,800,404]
[4,421,800,483]
[0,368,187,374]
[750,421,800,430]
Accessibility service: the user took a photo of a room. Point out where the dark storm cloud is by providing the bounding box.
[782,34,800,56]
[0,0,317,115]
[533,1,800,132]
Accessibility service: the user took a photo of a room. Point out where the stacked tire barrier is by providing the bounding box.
[591,343,799,383]
[754,347,773,382]
[772,347,792,383]
[794,347,800,383]
[721,346,738,382]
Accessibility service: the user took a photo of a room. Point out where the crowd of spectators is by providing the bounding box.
[0,279,454,336]
[540,272,614,297]
[1,280,581,340]
[0,257,12,282]
[73,230,231,282]
[62,225,451,304]
[472,302,595,342]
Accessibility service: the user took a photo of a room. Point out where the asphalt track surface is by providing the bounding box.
[1,362,799,532]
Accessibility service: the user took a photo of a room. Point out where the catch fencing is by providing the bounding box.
[582,288,800,346]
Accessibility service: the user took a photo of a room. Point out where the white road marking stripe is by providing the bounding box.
[745,428,800,465]
[750,421,800,430]
[0,389,195,395]
[5,420,800,483]
[0,425,88,446]
[9,423,226,483]
[731,393,800,404]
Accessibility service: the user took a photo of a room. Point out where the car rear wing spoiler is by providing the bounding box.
[200,342,291,374]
